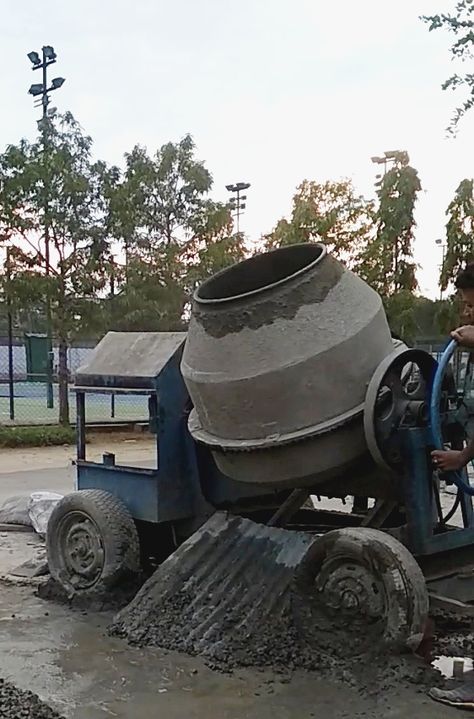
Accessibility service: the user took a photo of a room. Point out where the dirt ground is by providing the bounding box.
[0,440,464,718]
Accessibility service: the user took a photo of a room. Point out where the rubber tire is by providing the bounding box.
[294,527,429,651]
[47,489,140,595]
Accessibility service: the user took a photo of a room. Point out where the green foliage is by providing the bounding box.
[442,179,474,289]
[107,135,213,249]
[0,424,75,448]
[0,122,247,346]
[264,179,375,267]
[109,246,187,332]
[359,153,421,296]
[383,293,450,343]
[0,112,114,339]
[184,202,247,286]
[383,291,419,342]
[422,2,474,130]
[435,295,462,334]
[0,112,117,424]
[107,136,247,330]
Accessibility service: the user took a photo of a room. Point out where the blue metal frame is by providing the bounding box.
[400,427,474,556]
[75,341,277,524]
[76,343,208,524]
[400,337,474,556]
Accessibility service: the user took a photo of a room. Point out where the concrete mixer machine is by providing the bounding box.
[47,243,474,654]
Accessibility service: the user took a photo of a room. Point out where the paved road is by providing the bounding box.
[0,438,155,505]
[0,465,74,505]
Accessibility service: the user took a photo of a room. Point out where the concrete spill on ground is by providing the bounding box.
[109,514,442,696]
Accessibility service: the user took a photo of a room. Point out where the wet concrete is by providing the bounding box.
[0,583,459,719]
[0,571,462,719]
[0,452,467,717]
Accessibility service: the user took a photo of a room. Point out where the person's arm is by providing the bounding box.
[432,437,474,472]
[452,325,474,348]
[431,325,474,471]
[461,436,474,465]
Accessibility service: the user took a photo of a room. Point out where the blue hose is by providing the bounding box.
[429,339,474,495]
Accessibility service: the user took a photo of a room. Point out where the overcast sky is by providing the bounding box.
[3,0,473,298]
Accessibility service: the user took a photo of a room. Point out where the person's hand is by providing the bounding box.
[451,325,474,349]
[431,449,465,472]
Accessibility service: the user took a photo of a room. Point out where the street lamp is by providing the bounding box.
[27,51,41,66]
[42,45,57,61]
[28,83,44,97]
[50,77,65,90]
[371,150,409,180]
[226,182,251,234]
[27,45,65,115]
[27,45,65,409]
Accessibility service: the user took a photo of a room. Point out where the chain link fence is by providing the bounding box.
[0,335,148,426]
[1,333,471,428]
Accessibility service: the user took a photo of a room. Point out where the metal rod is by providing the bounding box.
[76,392,86,461]
[360,499,398,528]
[267,488,310,528]
[236,187,240,235]
[6,249,14,421]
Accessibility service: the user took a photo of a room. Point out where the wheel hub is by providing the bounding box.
[58,511,104,589]
[316,559,385,619]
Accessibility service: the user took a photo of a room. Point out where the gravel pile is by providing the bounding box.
[0,679,64,719]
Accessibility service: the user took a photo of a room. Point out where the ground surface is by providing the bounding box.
[0,440,464,718]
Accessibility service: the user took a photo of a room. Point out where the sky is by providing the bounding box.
[2,0,473,298]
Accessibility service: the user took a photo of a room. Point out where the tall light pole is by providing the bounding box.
[6,248,14,421]
[27,46,65,408]
[436,238,447,301]
[226,182,251,235]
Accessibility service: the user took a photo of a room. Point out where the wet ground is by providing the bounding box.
[0,443,468,717]
[0,584,456,719]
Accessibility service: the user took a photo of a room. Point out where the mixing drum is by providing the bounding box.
[181,243,395,487]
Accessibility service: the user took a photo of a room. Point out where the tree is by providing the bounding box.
[107,135,247,329]
[0,112,113,425]
[435,296,462,335]
[108,135,213,252]
[383,291,419,342]
[382,293,448,344]
[359,152,421,296]
[184,202,247,288]
[441,179,474,290]
[264,179,375,267]
[422,2,474,131]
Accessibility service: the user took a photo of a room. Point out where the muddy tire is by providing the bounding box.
[293,527,428,654]
[47,490,140,595]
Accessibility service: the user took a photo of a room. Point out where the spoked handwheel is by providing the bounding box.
[292,527,428,657]
[364,348,437,475]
